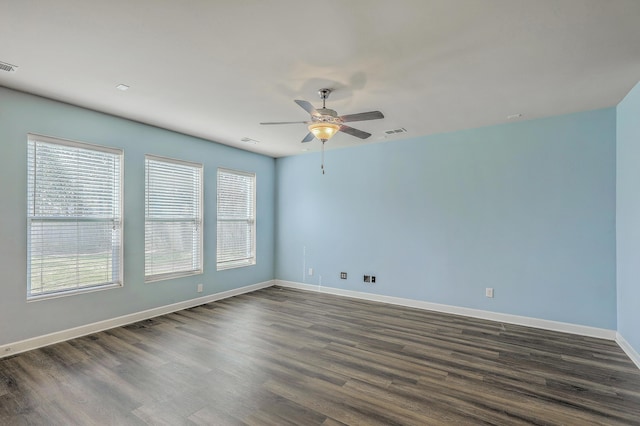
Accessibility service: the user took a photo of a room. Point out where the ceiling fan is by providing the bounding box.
[261,88,384,143]
[260,88,384,173]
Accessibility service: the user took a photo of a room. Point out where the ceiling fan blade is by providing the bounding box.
[339,111,384,122]
[339,125,371,139]
[260,121,310,125]
[301,132,314,143]
[294,100,320,116]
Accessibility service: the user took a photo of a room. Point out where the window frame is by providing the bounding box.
[26,133,124,301]
[216,167,256,271]
[144,154,203,282]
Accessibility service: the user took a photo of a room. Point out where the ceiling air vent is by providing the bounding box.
[240,137,260,144]
[0,61,18,73]
[384,127,407,135]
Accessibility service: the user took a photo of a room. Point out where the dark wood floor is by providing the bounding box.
[1,286,640,425]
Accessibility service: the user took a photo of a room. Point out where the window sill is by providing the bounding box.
[216,261,256,271]
[144,270,203,283]
[27,282,123,302]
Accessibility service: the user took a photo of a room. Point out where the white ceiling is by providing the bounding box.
[1,0,639,158]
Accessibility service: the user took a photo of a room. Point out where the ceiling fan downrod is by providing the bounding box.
[318,88,331,109]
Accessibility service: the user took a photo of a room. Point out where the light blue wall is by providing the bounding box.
[276,109,617,329]
[0,87,275,345]
[617,81,640,354]
[0,85,625,346]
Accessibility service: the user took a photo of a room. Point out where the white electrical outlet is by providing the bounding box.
[197,283,203,293]
[308,268,313,276]
[486,288,494,298]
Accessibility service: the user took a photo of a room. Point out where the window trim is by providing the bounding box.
[216,167,256,271]
[27,133,124,301]
[144,154,204,283]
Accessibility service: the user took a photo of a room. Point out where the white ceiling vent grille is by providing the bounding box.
[384,128,407,135]
[240,137,260,144]
[0,61,18,73]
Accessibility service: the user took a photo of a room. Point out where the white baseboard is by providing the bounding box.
[4,279,628,367]
[275,280,617,341]
[0,280,275,359]
[616,333,640,370]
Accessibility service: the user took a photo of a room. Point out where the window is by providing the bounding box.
[217,168,256,270]
[27,134,123,299]
[145,155,203,281]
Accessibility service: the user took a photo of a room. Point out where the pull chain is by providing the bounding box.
[321,141,325,174]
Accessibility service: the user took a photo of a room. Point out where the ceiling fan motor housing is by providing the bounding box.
[314,108,341,124]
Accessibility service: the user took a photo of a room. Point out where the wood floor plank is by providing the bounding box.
[1,286,640,425]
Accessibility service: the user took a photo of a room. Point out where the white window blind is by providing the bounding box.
[27,134,123,299]
[217,168,256,270]
[145,155,203,281]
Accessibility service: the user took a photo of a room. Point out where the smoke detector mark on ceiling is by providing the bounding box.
[116,84,130,91]
[0,61,18,73]
[384,128,407,135]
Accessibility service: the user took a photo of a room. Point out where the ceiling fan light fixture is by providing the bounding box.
[308,122,340,142]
